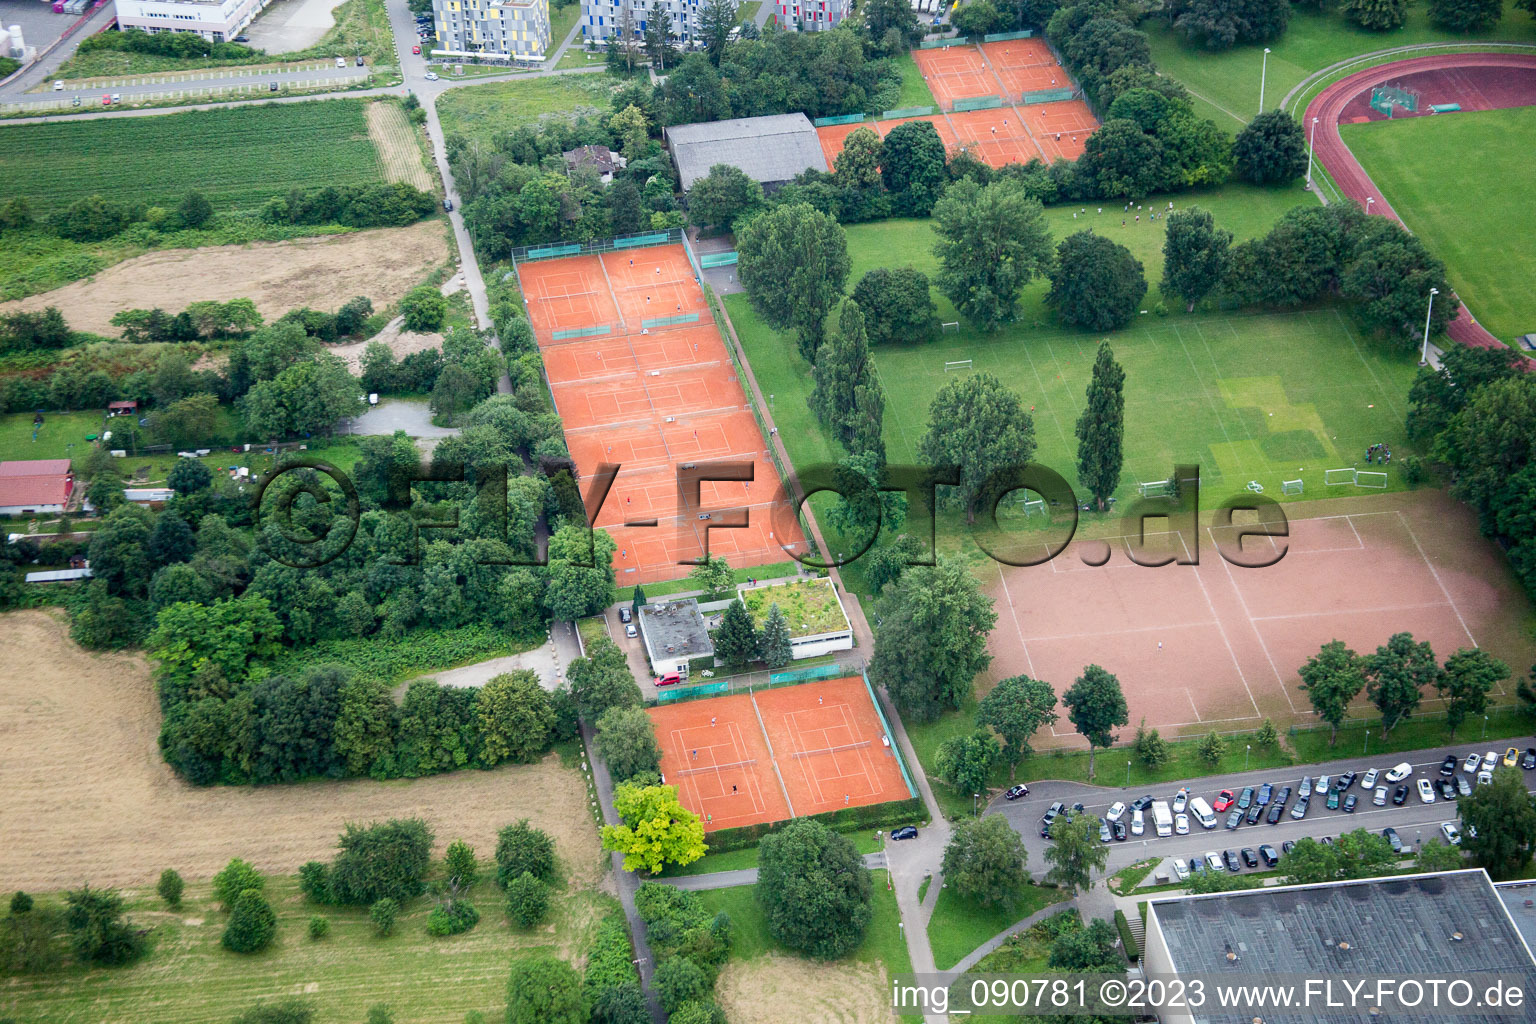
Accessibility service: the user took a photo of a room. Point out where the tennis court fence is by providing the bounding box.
[509,227,686,266]
[1023,86,1076,104]
[812,112,865,126]
[983,28,1033,40]
[882,105,936,119]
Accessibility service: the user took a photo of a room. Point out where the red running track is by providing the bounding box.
[1304,51,1536,355]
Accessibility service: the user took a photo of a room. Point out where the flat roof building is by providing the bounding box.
[739,577,853,661]
[665,113,827,192]
[638,598,713,677]
[113,0,273,43]
[1145,869,1536,1024]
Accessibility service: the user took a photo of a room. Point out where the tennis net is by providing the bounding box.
[791,740,872,760]
[675,758,757,777]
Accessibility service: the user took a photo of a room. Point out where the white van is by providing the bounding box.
[1188,796,1218,829]
[1151,800,1172,838]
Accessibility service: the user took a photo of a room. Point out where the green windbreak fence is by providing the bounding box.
[812,112,865,126]
[1023,87,1075,104]
[657,679,730,702]
[918,37,957,48]
[526,242,580,260]
[768,663,847,686]
[861,671,918,800]
[700,251,738,268]
[953,95,1002,112]
[551,324,613,340]
[881,105,935,119]
[615,231,670,248]
[510,227,685,265]
[641,312,701,329]
[983,28,1033,40]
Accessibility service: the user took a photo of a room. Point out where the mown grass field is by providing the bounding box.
[0,875,617,1024]
[436,73,619,143]
[1144,2,1536,133]
[892,53,938,111]
[926,882,1070,970]
[1341,105,1536,344]
[0,100,386,215]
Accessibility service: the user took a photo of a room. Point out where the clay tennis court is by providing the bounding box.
[1021,98,1098,162]
[519,242,808,582]
[912,44,996,110]
[948,108,1044,166]
[980,38,1067,98]
[985,507,1521,741]
[814,120,874,167]
[648,677,912,831]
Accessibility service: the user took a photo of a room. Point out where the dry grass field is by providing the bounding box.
[366,100,435,192]
[716,955,891,1024]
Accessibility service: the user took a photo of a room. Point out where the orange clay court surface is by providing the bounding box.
[912,44,995,111]
[648,677,912,831]
[985,511,1510,740]
[518,244,807,582]
[947,108,1044,166]
[1022,99,1099,162]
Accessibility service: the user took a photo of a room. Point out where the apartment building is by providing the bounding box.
[580,0,730,47]
[432,0,551,58]
[774,0,847,30]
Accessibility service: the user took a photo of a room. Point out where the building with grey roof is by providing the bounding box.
[638,598,713,677]
[665,114,828,192]
[1144,869,1536,1024]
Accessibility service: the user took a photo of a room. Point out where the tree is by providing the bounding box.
[869,559,996,721]
[601,784,707,873]
[1168,0,1290,47]
[1364,632,1439,737]
[935,730,1002,798]
[328,819,435,906]
[862,0,920,50]
[223,888,277,953]
[1256,718,1279,747]
[1047,231,1147,332]
[213,858,265,911]
[1061,665,1128,780]
[1428,0,1501,28]
[431,364,482,422]
[445,840,479,890]
[1198,729,1226,766]
[240,355,361,438]
[1341,0,1410,28]
[64,885,145,965]
[1438,648,1508,738]
[1233,110,1308,185]
[654,957,710,1012]
[687,164,764,231]
[644,0,672,68]
[477,670,554,765]
[1043,815,1109,895]
[952,0,1001,34]
[758,603,794,669]
[713,598,761,667]
[148,510,195,568]
[1079,118,1166,199]
[756,819,873,959]
[567,636,643,719]
[496,820,556,886]
[736,203,850,361]
[1281,830,1396,884]
[1462,767,1536,878]
[850,266,938,346]
[232,1000,315,1024]
[1134,718,1170,769]
[168,457,213,495]
[158,869,184,908]
[699,0,736,62]
[506,955,587,1024]
[833,127,886,221]
[596,705,663,783]
[1074,341,1125,510]
[366,1007,394,1024]
[334,295,373,337]
[1520,0,1536,20]
[399,286,447,332]
[880,119,949,216]
[177,191,214,228]
[917,373,1037,524]
[931,178,1053,331]
[505,871,549,927]
[977,675,1059,777]
[370,897,398,936]
[943,815,1028,908]
[688,554,734,598]
[809,300,884,452]
[1298,640,1366,745]
[334,675,398,778]
[1161,207,1232,311]
[1416,838,1465,872]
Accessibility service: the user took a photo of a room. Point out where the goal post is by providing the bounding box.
[1138,479,1174,498]
[1355,471,1388,489]
[1324,468,1357,486]
[944,358,973,373]
[1282,479,1303,495]
[941,321,960,334]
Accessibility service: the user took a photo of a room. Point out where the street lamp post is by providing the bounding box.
[973,792,979,816]
[1364,730,1370,756]
[1366,197,1375,215]
[1306,116,1320,185]
[1126,760,1132,787]
[1245,744,1251,770]
[1484,714,1489,740]
[1259,48,1271,112]
[1421,287,1440,366]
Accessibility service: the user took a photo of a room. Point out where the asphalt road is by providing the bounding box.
[9,63,367,106]
[990,738,1536,882]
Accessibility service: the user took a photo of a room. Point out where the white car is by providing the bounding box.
[1362,768,1379,789]
[1417,778,1435,803]
[1130,809,1145,836]
[1464,752,1482,773]
[1172,788,1189,813]
[1315,775,1331,796]
[1175,813,1190,835]
[53,80,64,91]
[1385,762,1413,784]
[424,71,439,80]
[625,623,638,638]
[336,56,346,67]
[1373,785,1388,806]
[1172,858,1190,881]
[1440,822,1462,846]
[1478,769,1494,786]
[1106,801,1126,822]
[1484,750,1500,770]
[1205,851,1224,871]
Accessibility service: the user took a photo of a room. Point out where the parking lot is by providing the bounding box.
[992,741,1536,884]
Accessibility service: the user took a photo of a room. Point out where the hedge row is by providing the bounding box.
[701,797,925,854]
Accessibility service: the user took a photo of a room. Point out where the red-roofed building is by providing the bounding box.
[0,460,74,516]
[107,401,138,417]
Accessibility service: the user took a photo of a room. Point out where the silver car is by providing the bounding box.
[1373,785,1388,805]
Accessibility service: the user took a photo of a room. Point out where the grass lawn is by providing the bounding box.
[624,559,801,600]
[737,0,763,22]
[1108,858,1158,895]
[549,0,582,48]
[926,882,1070,970]
[659,829,884,877]
[436,73,619,143]
[0,410,111,463]
[3,875,616,1023]
[1341,106,1536,343]
[1289,703,1536,765]
[1144,3,1536,134]
[577,614,611,652]
[891,53,938,111]
[958,908,1079,1024]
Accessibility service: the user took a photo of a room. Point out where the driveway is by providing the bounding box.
[244,0,349,53]
[416,629,563,690]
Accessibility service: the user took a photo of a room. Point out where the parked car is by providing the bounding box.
[1392,784,1409,805]
[1441,754,1459,776]
[1417,778,1436,803]
[1300,775,1313,797]
[412,44,422,53]
[336,56,346,67]
[1484,750,1499,770]
[1385,762,1413,783]
[890,825,918,840]
[1189,856,1206,875]
[1256,782,1273,806]
[1005,784,1029,801]
[442,197,453,211]
[1436,778,1455,801]
[269,81,279,91]
[1106,801,1126,822]
[1266,802,1285,824]
[619,607,633,623]
[234,34,249,41]
[1131,795,1155,812]
[52,80,63,91]
[1131,809,1145,836]
[1325,789,1340,810]
[424,71,439,80]
[1237,786,1254,809]
[1173,788,1189,813]
[1478,768,1494,786]
[1465,751,1483,773]
[1258,844,1279,867]
[1098,818,1112,843]
[1214,789,1235,812]
[1337,771,1357,791]
[1342,794,1357,813]
[1289,797,1309,820]
[1441,822,1462,845]
[1172,859,1190,881]
[1524,748,1536,770]
[1223,849,1241,872]
[1282,840,1296,855]
[1040,802,1065,837]
[1205,851,1224,871]
[1383,827,1402,853]
[1362,768,1380,789]
[1246,802,1263,825]
[1276,786,1292,805]
[1112,819,1127,841]
[356,55,365,65]
[1456,775,1472,797]
[1315,775,1330,795]
[1373,785,1388,806]
[1505,747,1521,767]
[1241,848,1259,868]
[1069,802,1085,817]
[625,623,637,638]
[1175,813,1190,835]
[101,93,111,105]
[1225,808,1243,829]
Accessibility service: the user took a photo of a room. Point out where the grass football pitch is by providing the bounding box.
[1341,105,1536,344]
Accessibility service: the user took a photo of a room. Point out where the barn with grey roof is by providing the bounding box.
[664,114,828,192]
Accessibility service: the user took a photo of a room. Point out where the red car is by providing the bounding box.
[1213,789,1235,812]
[411,44,421,54]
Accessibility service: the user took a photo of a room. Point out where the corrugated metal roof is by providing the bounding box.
[25,568,93,583]
[666,114,828,190]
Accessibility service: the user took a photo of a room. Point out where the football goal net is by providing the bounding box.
[1138,479,1175,498]
[944,359,973,373]
[1282,479,1303,495]
[1324,468,1358,486]
[1356,471,1388,489]
[941,321,960,334]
